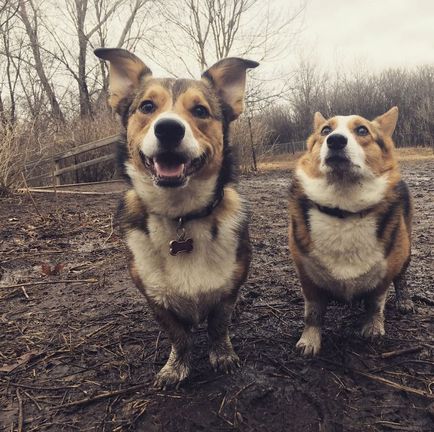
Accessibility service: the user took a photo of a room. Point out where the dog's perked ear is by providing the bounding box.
[373,106,399,137]
[202,57,259,121]
[313,112,326,130]
[94,48,152,114]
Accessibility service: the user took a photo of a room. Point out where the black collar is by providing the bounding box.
[313,202,373,219]
[174,188,225,225]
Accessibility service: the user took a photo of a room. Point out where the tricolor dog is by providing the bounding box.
[288,107,414,356]
[94,48,257,387]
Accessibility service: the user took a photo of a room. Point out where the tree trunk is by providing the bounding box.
[18,0,65,122]
[76,0,93,118]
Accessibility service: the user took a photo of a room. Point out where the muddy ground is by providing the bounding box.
[1,159,433,432]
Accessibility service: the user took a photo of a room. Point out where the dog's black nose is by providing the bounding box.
[154,118,185,147]
[327,134,347,150]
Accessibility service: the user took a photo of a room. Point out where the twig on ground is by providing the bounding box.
[21,172,45,221]
[380,346,423,359]
[0,279,98,290]
[6,382,80,391]
[103,214,114,245]
[51,382,152,410]
[16,389,24,432]
[21,286,30,299]
[153,331,162,367]
[23,391,42,411]
[412,294,434,306]
[319,357,434,399]
[354,370,434,399]
[229,381,255,403]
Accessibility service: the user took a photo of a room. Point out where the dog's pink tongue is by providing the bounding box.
[154,160,184,177]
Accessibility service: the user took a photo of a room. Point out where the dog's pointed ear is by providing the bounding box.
[314,112,326,130]
[202,57,259,121]
[94,48,152,112]
[373,106,399,137]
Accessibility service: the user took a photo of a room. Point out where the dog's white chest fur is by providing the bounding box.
[127,213,241,307]
[303,209,386,299]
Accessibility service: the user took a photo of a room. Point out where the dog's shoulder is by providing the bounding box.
[117,189,149,235]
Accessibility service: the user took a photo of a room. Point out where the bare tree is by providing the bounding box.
[18,0,65,122]
[38,0,154,117]
[153,0,305,76]
[0,1,19,125]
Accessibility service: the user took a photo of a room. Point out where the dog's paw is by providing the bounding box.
[296,327,321,356]
[396,298,415,314]
[209,347,240,374]
[361,319,385,338]
[153,361,190,390]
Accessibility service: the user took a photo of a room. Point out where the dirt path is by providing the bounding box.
[1,159,433,431]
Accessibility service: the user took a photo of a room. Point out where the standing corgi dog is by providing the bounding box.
[288,107,414,356]
[94,48,257,387]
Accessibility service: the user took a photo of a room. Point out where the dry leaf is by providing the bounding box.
[40,263,52,276]
[40,263,64,276]
[0,350,40,373]
[53,263,64,275]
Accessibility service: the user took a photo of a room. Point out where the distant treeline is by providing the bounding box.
[256,64,434,148]
[1,64,433,190]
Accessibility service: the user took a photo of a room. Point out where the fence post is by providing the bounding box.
[54,159,61,185]
[247,115,257,171]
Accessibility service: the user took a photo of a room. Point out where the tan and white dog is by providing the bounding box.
[94,48,257,387]
[288,107,414,356]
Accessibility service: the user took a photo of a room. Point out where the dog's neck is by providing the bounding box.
[173,188,225,224]
[127,162,223,219]
[311,201,374,219]
[296,167,388,213]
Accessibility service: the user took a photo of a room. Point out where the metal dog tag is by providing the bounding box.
[169,238,194,255]
[169,218,194,255]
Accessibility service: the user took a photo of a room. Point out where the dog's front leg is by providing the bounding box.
[151,304,192,389]
[296,270,327,356]
[208,298,240,374]
[296,296,328,356]
[361,288,388,338]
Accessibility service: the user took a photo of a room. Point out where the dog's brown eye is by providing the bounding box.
[139,100,156,114]
[192,105,209,119]
[356,126,369,136]
[320,126,331,136]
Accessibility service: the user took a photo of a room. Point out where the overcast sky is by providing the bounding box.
[290,0,434,71]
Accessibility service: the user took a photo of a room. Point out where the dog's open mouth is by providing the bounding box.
[140,151,206,187]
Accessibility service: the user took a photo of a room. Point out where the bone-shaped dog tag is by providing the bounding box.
[169,238,193,256]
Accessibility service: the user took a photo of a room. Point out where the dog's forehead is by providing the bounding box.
[141,77,214,101]
[136,77,221,118]
[329,115,370,130]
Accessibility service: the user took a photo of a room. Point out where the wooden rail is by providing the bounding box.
[24,134,304,187]
[25,134,121,186]
[271,140,305,154]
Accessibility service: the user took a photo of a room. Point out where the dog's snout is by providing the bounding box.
[327,134,347,150]
[154,118,185,147]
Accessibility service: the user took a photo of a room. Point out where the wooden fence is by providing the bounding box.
[270,140,306,154]
[24,136,305,187]
[25,134,120,186]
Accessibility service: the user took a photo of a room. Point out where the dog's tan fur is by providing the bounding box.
[289,107,414,356]
[95,48,257,387]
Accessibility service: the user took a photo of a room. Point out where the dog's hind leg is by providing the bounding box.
[208,298,240,374]
[151,304,193,389]
[393,258,414,313]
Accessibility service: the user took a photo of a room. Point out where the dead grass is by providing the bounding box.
[257,146,434,172]
[395,146,434,161]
